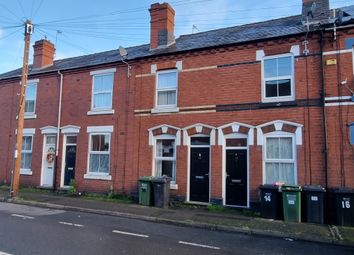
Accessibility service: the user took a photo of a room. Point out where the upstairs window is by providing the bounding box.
[25,83,37,114]
[345,38,354,49]
[350,123,354,145]
[92,73,114,110]
[263,54,294,101]
[156,70,178,108]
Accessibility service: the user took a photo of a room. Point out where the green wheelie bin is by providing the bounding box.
[138,176,153,206]
[282,185,302,222]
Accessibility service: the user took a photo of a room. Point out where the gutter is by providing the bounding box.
[320,31,329,189]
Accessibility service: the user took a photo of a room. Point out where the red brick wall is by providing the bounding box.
[0,28,353,205]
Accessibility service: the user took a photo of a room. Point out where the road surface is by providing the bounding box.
[0,202,353,255]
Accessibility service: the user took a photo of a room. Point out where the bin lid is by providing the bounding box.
[139,176,153,181]
[303,185,326,192]
[259,184,280,190]
[333,187,354,194]
[152,176,171,183]
[281,185,302,192]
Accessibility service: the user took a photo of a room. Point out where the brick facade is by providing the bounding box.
[0,1,353,208]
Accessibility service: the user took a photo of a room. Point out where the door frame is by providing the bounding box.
[40,134,56,187]
[60,134,77,188]
[187,134,211,204]
[222,133,250,208]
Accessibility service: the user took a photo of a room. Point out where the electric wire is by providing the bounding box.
[16,0,27,19]
[29,0,36,20]
[0,2,23,23]
[36,27,92,55]
[0,27,23,41]
[32,0,44,21]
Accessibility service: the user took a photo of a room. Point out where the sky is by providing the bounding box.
[1,0,354,74]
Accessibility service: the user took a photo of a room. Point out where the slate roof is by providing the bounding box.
[1,5,353,80]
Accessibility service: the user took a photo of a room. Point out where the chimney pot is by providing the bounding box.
[33,39,55,69]
[149,2,175,50]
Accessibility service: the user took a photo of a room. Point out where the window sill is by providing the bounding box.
[84,173,112,181]
[20,170,32,176]
[87,109,115,116]
[24,114,37,120]
[259,100,297,108]
[151,107,179,114]
[170,183,178,190]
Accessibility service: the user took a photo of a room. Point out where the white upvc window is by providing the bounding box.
[88,134,110,174]
[262,54,294,102]
[154,136,176,183]
[264,134,296,185]
[21,135,33,174]
[91,72,114,111]
[25,82,37,115]
[156,70,178,108]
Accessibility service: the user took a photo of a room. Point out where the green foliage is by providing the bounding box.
[207,204,229,213]
[67,180,77,196]
[0,184,9,191]
[84,192,134,203]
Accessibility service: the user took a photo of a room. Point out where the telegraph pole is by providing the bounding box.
[11,20,33,198]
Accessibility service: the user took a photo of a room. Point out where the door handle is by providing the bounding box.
[68,167,74,170]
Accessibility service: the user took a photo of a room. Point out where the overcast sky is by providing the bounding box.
[0,0,353,74]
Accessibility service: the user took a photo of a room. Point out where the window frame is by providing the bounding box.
[20,135,33,174]
[24,82,38,115]
[153,134,177,184]
[262,53,295,102]
[87,133,111,176]
[90,72,114,111]
[155,69,178,109]
[350,123,354,145]
[263,132,297,185]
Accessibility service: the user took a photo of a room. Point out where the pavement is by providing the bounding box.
[0,187,353,247]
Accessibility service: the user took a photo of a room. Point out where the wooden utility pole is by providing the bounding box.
[11,20,33,198]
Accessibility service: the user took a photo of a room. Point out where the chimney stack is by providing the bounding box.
[302,0,330,20]
[149,3,175,50]
[33,39,55,69]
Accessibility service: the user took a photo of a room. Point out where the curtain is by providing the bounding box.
[265,137,295,184]
[89,154,109,173]
[158,91,176,105]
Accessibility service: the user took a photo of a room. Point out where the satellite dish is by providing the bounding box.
[118,46,128,59]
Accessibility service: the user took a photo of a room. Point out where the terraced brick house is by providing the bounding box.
[0,0,353,208]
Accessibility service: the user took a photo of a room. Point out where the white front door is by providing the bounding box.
[41,135,56,187]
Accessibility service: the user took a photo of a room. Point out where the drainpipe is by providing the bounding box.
[53,70,63,191]
[320,31,329,188]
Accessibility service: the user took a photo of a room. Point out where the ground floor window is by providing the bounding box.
[155,138,176,183]
[21,135,33,173]
[88,134,110,174]
[264,135,296,184]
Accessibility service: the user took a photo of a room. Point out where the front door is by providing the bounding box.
[189,137,210,203]
[41,135,56,187]
[64,144,76,186]
[225,149,248,206]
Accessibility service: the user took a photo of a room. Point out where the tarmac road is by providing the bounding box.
[0,202,353,255]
